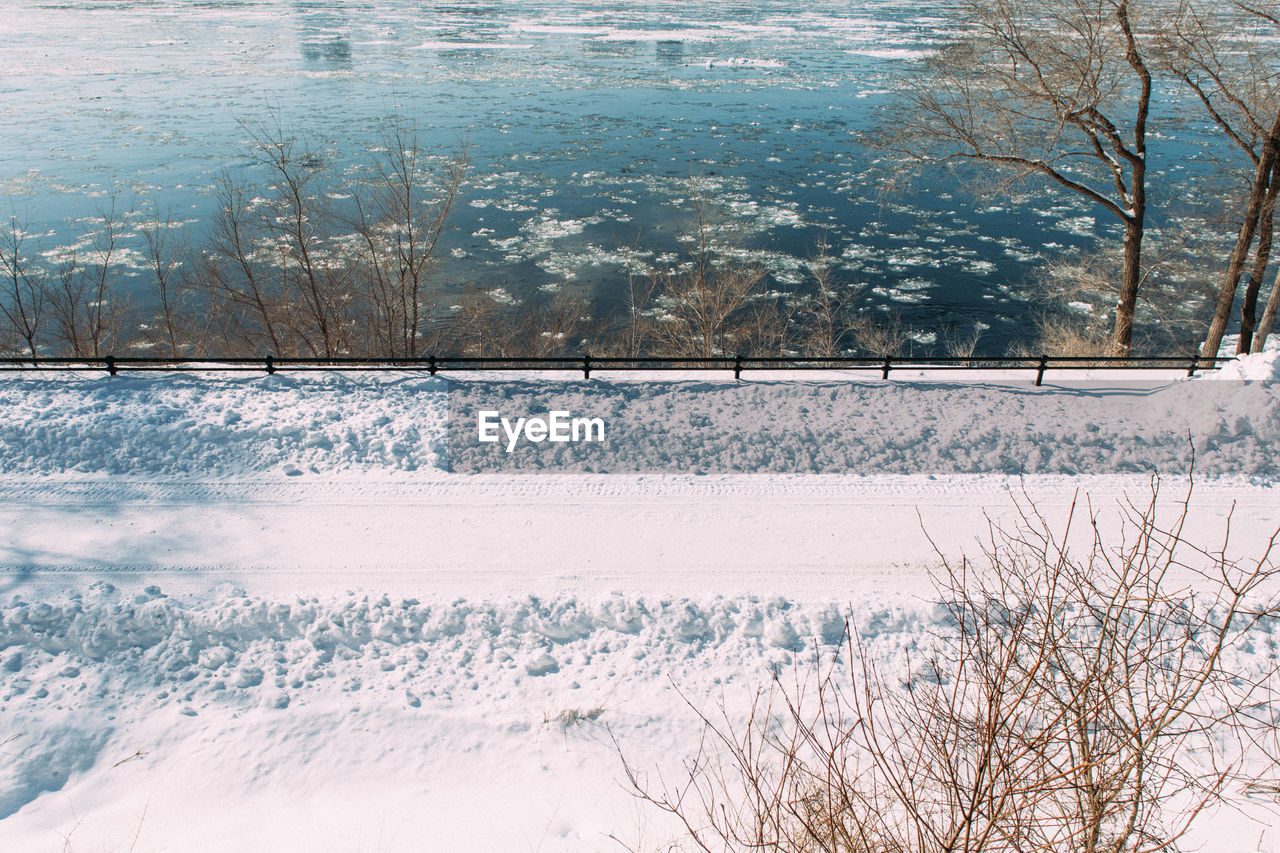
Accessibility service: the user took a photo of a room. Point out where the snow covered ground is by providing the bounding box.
[1,358,1279,851]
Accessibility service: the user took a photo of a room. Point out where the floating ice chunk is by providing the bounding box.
[703,57,786,69]
[412,41,534,50]
[594,29,717,42]
[846,48,936,60]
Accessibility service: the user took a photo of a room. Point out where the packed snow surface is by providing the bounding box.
[1,356,1278,851]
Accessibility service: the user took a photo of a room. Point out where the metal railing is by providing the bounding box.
[0,354,1239,384]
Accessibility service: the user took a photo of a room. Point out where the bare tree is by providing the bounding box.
[47,201,131,357]
[885,0,1160,356]
[347,123,466,358]
[1166,0,1280,357]
[244,120,354,357]
[139,211,202,357]
[201,171,288,355]
[0,216,47,358]
[1257,263,1280,351]
[651,199,769,358]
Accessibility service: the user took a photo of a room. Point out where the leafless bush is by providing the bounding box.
[941,323,982,360]
[545,706,607,730]
[1006,315,1113,361]
[345,122,466,358]
[440,288,526,357]
[602,270,666,358]
[846,311,905,357]
[638,196,773,358]
[196,119,468,358]
[515,291,594,357]
[0,216,47,358]
[619,475,1280,852]
[792,240,863,359]
[139,212,208,357]
[46,201,133,358]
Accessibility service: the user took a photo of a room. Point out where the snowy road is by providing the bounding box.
[2,473,1276,598]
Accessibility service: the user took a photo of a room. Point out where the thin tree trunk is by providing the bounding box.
[1238,167,1277,353]
[1112,0,1150,359]
[1201,108,1280,364]
[1252,263,1280,352]
[1113,220,1144,357]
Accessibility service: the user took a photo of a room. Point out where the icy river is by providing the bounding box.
[0,0,1226,351]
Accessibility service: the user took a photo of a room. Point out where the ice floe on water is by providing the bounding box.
[412,41,535,50]
[703,57,788,69]
[846,47,936,59]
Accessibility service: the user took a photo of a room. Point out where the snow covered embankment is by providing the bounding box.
[2,583,1277,852]
[0,365,1278,478]
[0,583,899,850]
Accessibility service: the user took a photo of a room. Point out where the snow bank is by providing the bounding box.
[0,368,1276,478]
[0,585,854,725]
[1206,347,1280,381]
[0,373,447,476]
[448,379,1280,476]
[1,582,1275,851]
[0,583,924,850]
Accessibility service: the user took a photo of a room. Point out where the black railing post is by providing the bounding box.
[1035,354,1048,386]
[105,355,117,376]
[583,355,591,380]
[734,355,742,381]
[428,355,438,376]
[881,355,891,379]
[265,355,275,375]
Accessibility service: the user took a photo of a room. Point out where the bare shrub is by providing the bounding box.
[198,118,467,358]
[941,323,982,360]
[515,291,594,357]
[651,259,768,359]
[0,216,47,358]
[619,476,1280,852]
[139,211,210,357]
[46,201,133,358]
[346,122,467,358]
[798,285,850,360]
[846,311,905,357]
[545,706,606,731]
[604,270,666,358]
[790,241,908,359]
[1007,314,1113,361]
[647,196,771,359]
[793,240,868,360]
[441,287,525,357]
